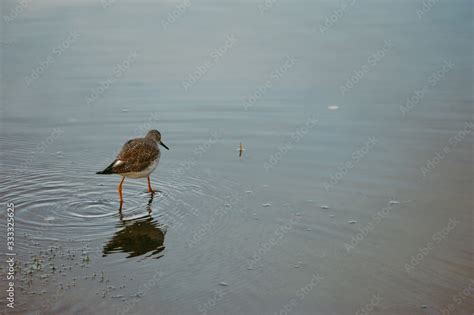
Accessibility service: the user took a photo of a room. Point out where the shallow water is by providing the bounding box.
[1,0,473,314]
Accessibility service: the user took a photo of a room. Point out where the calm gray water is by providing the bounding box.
[1,0,473,314]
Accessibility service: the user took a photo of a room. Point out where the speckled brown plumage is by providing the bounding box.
[96,130,169,206]
[97,130,168,176]
[112,138,160,174]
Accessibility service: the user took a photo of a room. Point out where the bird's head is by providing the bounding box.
[146,129,169,150]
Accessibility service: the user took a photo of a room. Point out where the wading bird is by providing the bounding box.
[97,130,169,208]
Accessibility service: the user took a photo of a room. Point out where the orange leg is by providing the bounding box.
[147,176,153,193]
[118,176,125,206]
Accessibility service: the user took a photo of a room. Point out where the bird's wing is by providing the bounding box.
[111,139,159,173]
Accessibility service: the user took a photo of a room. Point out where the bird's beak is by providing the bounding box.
[160,141,170,150]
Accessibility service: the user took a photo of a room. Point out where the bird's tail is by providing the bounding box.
[96,160,117,175]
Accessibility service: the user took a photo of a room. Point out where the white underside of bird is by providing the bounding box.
[115,159,159,178]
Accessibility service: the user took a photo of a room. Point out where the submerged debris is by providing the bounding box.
[294,261,303,268]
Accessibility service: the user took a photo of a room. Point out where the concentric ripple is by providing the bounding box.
[1,147,245,261]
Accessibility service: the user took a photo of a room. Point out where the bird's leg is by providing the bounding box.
[147,176,154,193]
[118,176,125,206]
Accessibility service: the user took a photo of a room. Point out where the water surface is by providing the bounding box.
[0,0,473,314]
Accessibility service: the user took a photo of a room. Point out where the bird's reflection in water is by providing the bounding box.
[103,192,166,259]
